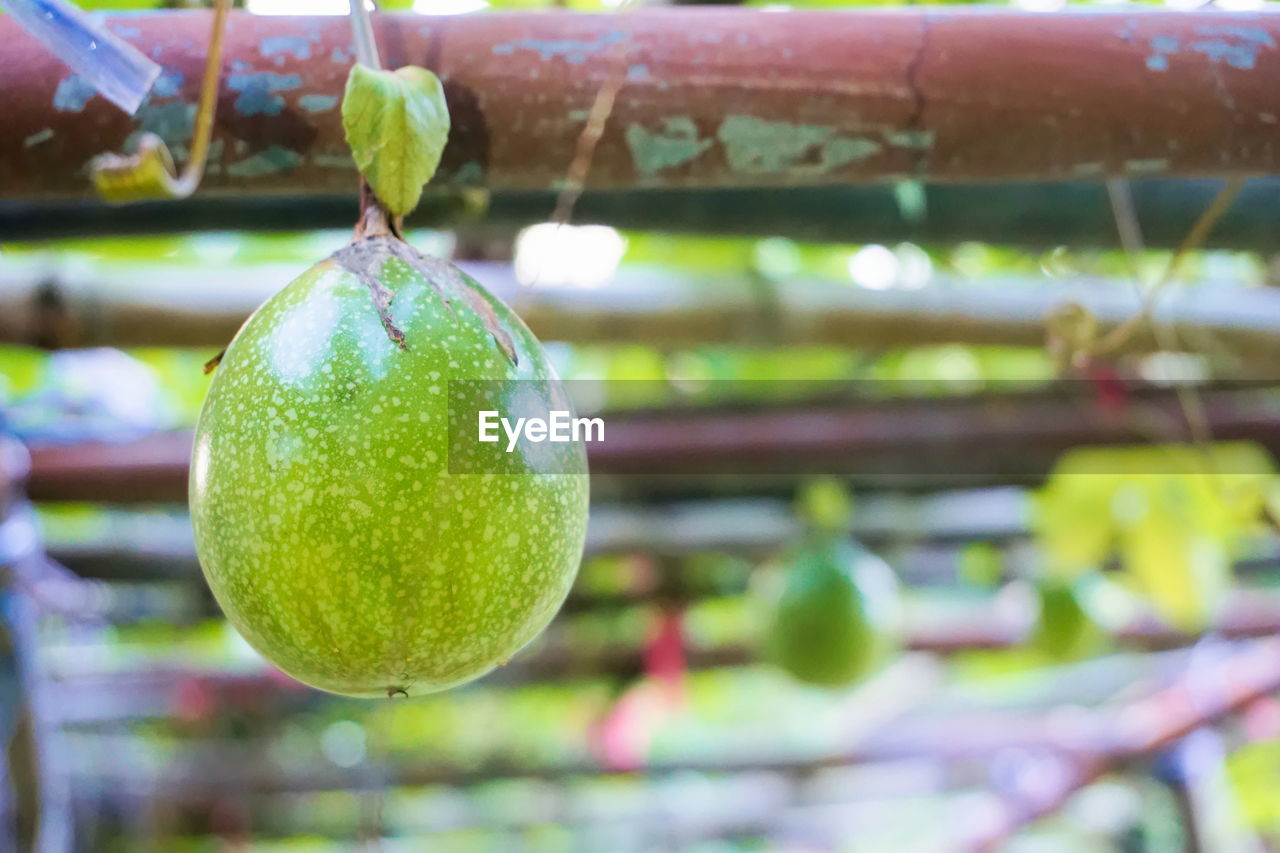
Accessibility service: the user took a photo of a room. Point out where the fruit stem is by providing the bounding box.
[353,180,402,242]
[346,0,404,243]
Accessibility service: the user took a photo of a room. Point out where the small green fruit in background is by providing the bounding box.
[764,533,902,688]
[1029,576,1105,662]
[957,541,1005,589]
[190,237,589,697]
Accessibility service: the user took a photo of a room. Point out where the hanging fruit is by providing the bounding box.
[762,479,901,688]
[189,7,588,697]
[1027,575,1106,662]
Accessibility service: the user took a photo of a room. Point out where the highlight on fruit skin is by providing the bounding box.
[762,533,902,688]
[190,236,589,698]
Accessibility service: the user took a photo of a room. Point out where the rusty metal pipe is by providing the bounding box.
[4,9,1280,199]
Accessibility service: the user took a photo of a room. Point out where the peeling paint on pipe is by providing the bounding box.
[1,9,1279,199]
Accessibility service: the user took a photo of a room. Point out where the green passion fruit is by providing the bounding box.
[764,533,901,688]
[190,236,589,697]
[1029,576,1105,662]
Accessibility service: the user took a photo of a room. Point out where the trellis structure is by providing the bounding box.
[4,260,1280,364]
[2,4,1280,852]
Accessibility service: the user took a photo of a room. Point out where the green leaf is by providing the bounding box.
[1033,442,1277,631]
[342,64,450,218]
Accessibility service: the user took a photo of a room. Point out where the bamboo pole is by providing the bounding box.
[4,10,1280,200]
[22,383,1280,502]
[33,487,1280,588]
[3,259,1280,366]
[3,179,1278,248]
[40,489,1028,584]
[38,587,1280,728]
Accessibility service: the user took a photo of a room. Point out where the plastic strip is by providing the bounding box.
[0,0,160,115]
